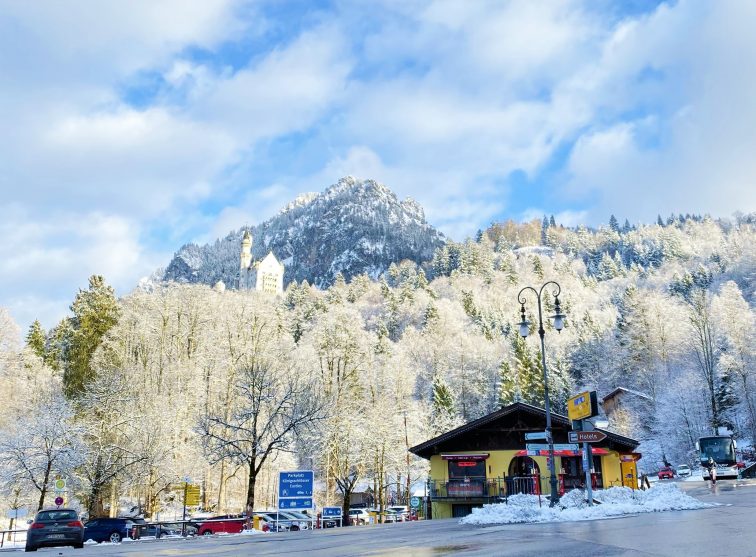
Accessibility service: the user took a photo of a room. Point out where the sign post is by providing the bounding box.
[567,391,599,507]
[278,471,314,530]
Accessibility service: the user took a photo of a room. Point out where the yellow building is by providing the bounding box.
[410,402,640,519]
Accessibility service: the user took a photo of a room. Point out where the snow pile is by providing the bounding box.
[240,528,267,535]
[461,483,712,525]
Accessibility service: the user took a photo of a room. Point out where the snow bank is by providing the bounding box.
[460,483,712,525]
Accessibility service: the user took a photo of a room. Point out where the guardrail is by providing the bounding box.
[0,529,27,548]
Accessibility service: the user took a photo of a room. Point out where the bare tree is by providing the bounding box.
[198,345,325,515]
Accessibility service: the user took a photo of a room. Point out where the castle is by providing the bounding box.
[239,229,284,295]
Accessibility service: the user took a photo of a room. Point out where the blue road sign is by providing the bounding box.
[278,497,313,510]
[322,506,342,517]
[278,470,314,498]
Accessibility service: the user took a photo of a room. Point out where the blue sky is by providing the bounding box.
[1,0,755,332]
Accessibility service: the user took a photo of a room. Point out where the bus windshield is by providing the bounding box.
[699,436,736,465]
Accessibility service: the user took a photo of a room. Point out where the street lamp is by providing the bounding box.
[517,281,566,507]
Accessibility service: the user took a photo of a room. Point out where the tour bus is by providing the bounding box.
[696,435,739,480]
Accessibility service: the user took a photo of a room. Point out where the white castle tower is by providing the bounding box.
[239,229,284,295]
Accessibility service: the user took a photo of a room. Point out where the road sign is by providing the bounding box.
[278,497,313,510]
[526,443,579,452]
[567,391,598,421]
[53,478,66,492]
[278,470,314,498]
[568,431,607,443]
[6,508,26,519]
[322,506,342,517]
[185,484,201,506]
[410,496,420,509]
[54,496,64,506]
[524,431,550,441]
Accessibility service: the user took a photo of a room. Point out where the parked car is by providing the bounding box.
[676,464,691,478]
[254,512,291,532]
[25,508,84,552]
[83,517,137,543]
[658,466,675,480]
[143,522,185,538]
[349,508,371,525]
[388,506,409,521]
[276,511,311,531]
[197,515,247,536]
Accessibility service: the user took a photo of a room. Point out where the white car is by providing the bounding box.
[388,506,409,521]
[348,509,370,525]
[676,464,691,477]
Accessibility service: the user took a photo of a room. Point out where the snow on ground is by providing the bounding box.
[460,483,713,526]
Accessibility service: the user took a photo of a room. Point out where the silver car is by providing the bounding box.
[26,508,84,552]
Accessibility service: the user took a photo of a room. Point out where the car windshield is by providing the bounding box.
[37,510,78,521]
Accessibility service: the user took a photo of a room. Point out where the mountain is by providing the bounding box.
[162,177,447,289]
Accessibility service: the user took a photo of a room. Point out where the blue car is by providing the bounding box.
[83,517,139,543]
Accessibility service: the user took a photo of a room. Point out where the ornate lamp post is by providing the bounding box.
[517,281,566,507]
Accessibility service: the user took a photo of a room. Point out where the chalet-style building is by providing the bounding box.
[410,402,640,519]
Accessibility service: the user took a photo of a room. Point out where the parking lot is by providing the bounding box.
[2,480,754,556]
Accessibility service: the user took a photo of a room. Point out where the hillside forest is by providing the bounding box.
[0,214,753,521]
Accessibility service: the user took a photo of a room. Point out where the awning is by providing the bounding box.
[515,448,609,457]
[441,453,490,461]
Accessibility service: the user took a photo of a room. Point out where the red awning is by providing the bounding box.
[441,453,490,461]
[515,448,610,457]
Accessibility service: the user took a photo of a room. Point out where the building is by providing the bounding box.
[239,229,284,295]
[409,402,640,519]
[602,387,652,421]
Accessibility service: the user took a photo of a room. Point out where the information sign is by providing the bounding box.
[278,471,314,498]
[278,497,313,510]
[322,506,342,517]
[410,497,420,509]
[524,431,549,441]
[567,391,598,421]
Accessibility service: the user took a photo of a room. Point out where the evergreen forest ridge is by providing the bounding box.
[0,176,754,519]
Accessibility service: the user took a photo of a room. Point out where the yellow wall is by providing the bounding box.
[429,449,635,518]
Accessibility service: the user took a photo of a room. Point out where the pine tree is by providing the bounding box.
[541,216,549,245]
[62,275,121,399]
[657,215,664,227]
[25,320,47,360]
[609,214,620,232]
[622,219,631,233]
[549,215,556,228]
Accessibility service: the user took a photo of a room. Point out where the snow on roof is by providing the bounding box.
[602,387,652,402]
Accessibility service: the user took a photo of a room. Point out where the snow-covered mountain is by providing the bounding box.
[162,177,447,289]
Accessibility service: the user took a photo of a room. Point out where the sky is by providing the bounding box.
[1,0,755,332]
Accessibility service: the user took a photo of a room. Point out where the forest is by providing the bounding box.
[0,213,753,521]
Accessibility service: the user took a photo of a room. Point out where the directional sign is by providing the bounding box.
[278,497,313,510]
[322,506,342,517]
[278,470,314,498]
[524,432,549,441]
[526,443,579,452]
[568,431,607,443]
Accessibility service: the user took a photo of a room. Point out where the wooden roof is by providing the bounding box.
[410,402,638,459]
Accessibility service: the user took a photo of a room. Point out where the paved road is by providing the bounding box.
[15,480,756,556]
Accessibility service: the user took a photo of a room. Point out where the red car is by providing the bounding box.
[197,515,247,535]
[658,466,675,480]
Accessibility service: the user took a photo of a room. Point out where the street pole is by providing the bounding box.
[518,281,566,507]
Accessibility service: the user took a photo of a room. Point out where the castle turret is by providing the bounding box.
[239,229,253,289]
[241,229,252,270]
